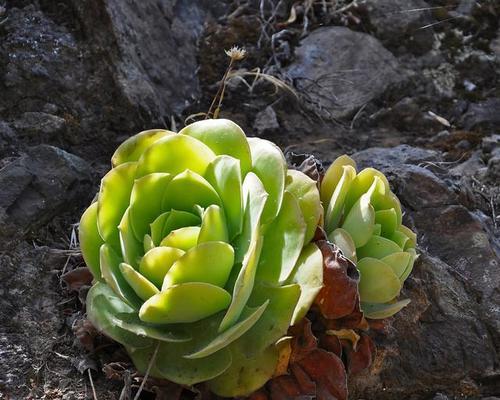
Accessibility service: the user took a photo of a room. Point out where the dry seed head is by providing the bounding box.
[225,46,246,61]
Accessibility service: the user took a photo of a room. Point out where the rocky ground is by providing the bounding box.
[0,0,499,399]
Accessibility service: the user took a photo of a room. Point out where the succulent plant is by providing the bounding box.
[321,155,417,319]
[79,119,323,396]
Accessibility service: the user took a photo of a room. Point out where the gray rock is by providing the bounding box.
[0,145,93,246]
[254,106,280,136]
[0,2,221,157]
[482,135,500,155]
[353,144,440,171]
[486,155,500,181]
[362,0,434,54]
[83,0,212,116]
[460,98,500,131]
[12,112,66,142]
[286,27,402,120]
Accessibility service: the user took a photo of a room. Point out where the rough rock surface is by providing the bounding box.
[1,0,499,399]
[0,145,93,244]
[285,27,402,119]
[361,0,435,54]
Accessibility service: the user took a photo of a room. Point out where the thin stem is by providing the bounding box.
[133,342,160,400]
[206,58,235,119]
[88,369,98,400]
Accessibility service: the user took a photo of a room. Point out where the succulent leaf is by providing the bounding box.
[135,134,216,177]
[180,119,252,175]
[139,283,232,324]
[97,162,137,250]
[111,129,173,167]
[79,202,104,278]
[257,191,307,283]
[284,170,322,244]
[247,137,286,225]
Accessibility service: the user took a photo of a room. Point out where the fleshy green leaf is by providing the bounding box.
[220,174,267,332]
[374,192,403,227]
[97,162,137,250]
[327,228,357,262]
[234,172,268,263]
[381,252,411,279]
[180,119,252,175]
[111,129,173,167]
[110,312,191,342]
[398,224,417,249]
[86,282,152,348]
[139,283,232,324]
[325,165,356,233]
[129,173,172,241]
[143,234,155,253]
[361,299,411,319]
[287,243,324,325]
[118,208,143,269]
[119,263,159,301]
[185,301,268,359]
[285,170,322,243]
[198,205,228,244]
[150,210,200,246]
[135,134,216,178]
[247,137,286,225]
[389,230,409,249]
[343,167,390,215]
[162,242,235,290]
[99,244,142,309]
[219,234,263,332]
[204,156,243,240]
[162,170,221,212]
[128,315,232,385]
[240,283,300,357]
[341,182,376,248]
[320,155,357,205]
[256,191,306,283]
[208,344,278,397]
[79,202,104,279]
[400,248,418,282]
[357,257,401,304]
[356,235,402,259]
[139,247,185,288]
[160,226,201,250]
[375,208,398,236]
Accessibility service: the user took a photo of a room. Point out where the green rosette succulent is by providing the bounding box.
[79,119,323,396]
[321,155,417,319]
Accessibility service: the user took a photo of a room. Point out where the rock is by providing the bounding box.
[0,2,221,158]
[253,106,280,135]
[75,0,216,117]
[352,145,440,171]
[0,121,17,158]
[459,98,500,131]
[362,0,434,54]
[286,27,402,120]
[482,134,500,154]
[486,155,500,181]
[0,145,93,246]
[371,97,448,132]
[12,112,66,142]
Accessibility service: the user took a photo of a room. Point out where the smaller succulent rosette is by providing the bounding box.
[79,119,323,396]
[321,155,417,319]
